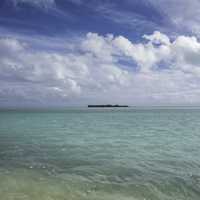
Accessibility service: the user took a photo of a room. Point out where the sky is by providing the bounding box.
[1,0,200,107]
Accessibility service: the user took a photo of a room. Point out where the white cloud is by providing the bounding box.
[149,0,200,36]
[1,31,200,106]
[143,31,170,45]
[11,0,55,9]
[97,0,200,37]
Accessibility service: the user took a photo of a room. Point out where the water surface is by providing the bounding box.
[0,108,200,199]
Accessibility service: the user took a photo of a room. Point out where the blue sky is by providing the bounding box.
[0,0,186,40]
[1,0,200,107]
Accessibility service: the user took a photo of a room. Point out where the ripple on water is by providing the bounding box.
[0,168,200,200]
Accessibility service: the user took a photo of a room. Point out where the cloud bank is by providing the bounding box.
[1,31,200,106]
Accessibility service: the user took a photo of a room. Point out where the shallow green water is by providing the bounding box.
[0,108,200,199]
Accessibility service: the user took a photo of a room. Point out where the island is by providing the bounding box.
[88,104,129,108]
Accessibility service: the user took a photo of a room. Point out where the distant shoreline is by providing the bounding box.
[88,105,129,108]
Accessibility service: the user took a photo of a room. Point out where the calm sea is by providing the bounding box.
[0,107,200,199]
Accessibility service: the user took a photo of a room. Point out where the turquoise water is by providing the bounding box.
[0,108,200,199]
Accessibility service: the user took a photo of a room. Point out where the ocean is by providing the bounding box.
[0,107,200,200]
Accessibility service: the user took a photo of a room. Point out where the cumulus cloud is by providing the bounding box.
[1,31,200,106]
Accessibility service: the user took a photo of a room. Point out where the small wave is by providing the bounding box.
[0,168,200,200]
